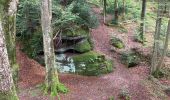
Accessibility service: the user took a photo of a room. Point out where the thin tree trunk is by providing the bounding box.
[151,18,162,73]
[139,0,146,43]
[151,1,162,74]
[156,19,170,70]
[114,0,118,24]
[41,0,63,97]
[103,0,107,23]
[0,16,18,100]
[122,0,125,19]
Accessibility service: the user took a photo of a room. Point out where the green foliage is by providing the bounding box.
[106,0,141,21]
[152,69,166,78]
[16,0,42,58]
[120,51,140,68]
[110,37,125,49]
[21,31,43,58]
[53,0,99,32]
[42,76,68,100]
[134,32,146,43]
[71,0,99,28]
[134,26,147,44]
[0,86,19,100]
[16,0,41,37]
[72,51,113,76]
[52,2,80,31]
[109,96,115,100]
[74,40,92,53]
[16,0,98,59]
[118,27,128,33]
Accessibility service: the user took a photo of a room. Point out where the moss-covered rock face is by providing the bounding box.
[120,51,140,68]
[0,89,18,100]
[110,37,125,49]
[74,39,92,53]
[72,51,113,76]
[62,27,89,37]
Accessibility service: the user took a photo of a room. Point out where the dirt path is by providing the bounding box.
[17,44,45,89]
[19,6,156,100]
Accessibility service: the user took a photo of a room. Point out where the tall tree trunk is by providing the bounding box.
[151,1,162,74]
[103,0,107,23]
[114,0,118,24]
[156,19,170,70]
[122,0,125,19]
[139,0,146,43]
[4,0,19,84]
[41,0,67,98]
[41,0,57,87]
[151,18,162,74]
[0,15,19,100]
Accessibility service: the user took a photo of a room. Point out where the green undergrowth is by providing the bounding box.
[42,76,68,100]
[152,66,170,79]
[0,86,19,100]
[120,50,140,68]
[106,0,141,21]
[110,37,125,49]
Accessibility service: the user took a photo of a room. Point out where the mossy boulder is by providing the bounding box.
[120,51,140,68]
[72,51,113,76]
[110,37,125,49]
[74,39,92,53]
[62,27,89,37]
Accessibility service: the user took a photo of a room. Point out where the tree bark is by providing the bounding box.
[151,1,162,74]
[0,16,18,100]
[103,0,107,23]
[139,0,146,43]
[41,0,62,96]
[151,19,161,73]
[157,19,170,70]
[4,0,19,84]
[122,0,125,19]
[114,0,118,24]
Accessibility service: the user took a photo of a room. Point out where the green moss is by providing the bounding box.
[0,87,19,100]
[63,28,89,37]
[12,64,19,84]
[73,51,101,62]
[42,75,68,100]
[0,93,18,100]
[110,37,125,49]
[120,51,140,68]
[72,51,113,76]
[74,39,92,53]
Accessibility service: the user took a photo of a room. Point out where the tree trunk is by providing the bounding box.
[4,0,19,84]
[103,0,107,23]
[122,0,125,19]
[0,17,18,100]
[139,0,146,43]
[157,19,170,70]
[151,1,162,74]
[151,19,161,73]
[114,0,118,24]
[41,0,66,98]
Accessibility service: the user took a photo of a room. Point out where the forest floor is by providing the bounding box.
[18,6,170,100]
